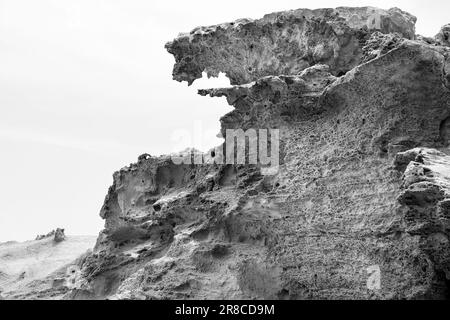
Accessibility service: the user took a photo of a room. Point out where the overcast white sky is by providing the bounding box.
[0,0,449,242]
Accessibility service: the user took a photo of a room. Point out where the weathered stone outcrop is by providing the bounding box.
[396,148,450,294]
[436,24,450,47]
[35,228,66,242]
[0,236,95,300]
[54,228,66,243]
[60,7,450,300]
[166,7,416,85]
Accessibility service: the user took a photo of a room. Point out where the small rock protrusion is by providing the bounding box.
[33,228,65,242]
[138,153,152,162]
[54,228,66,243]
[436,24,450,47]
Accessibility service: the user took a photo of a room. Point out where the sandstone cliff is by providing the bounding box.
[22,6,450,300]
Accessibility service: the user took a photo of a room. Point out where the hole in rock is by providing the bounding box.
[169,72,233,155]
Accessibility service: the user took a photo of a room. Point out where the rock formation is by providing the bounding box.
[166,7,416,85]
[35,230,56,241]
[436,24,450,47]
[35,228,66,243]
[20,6,450,300]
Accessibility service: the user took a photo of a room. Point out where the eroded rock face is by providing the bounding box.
[166,7,416,85]
[199,64,337,135]
[361,31,405,63]
[396,149,450,294]
[436,24,450,47]
[66,8,450,300]
[54,228,66,243]
[35,228,67,242]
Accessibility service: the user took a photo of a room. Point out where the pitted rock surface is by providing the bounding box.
[166,7,416,85]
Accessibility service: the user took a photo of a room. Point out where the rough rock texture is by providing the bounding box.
[166,7,416,85]
[28,7,449,300]
[436,24,450,47]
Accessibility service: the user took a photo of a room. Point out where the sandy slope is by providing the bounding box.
[0,235,96,299]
